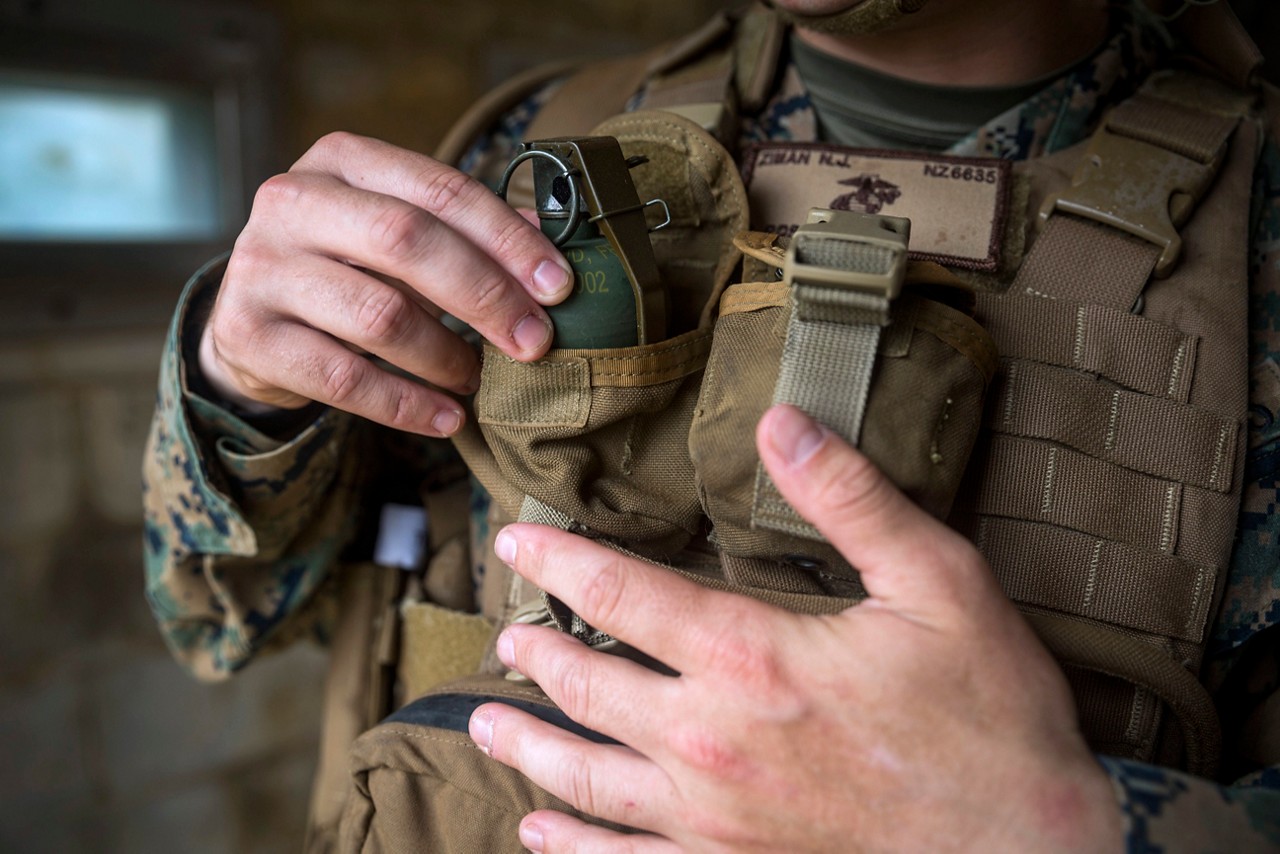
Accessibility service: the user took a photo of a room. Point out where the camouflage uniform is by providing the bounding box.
[143,8,1280,850]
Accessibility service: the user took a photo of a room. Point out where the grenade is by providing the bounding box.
[498,138,669,348]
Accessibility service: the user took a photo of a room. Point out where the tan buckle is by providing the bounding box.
[1038,123,1223,279]
[783,208,910,300]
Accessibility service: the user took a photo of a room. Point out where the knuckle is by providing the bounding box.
[224,240,272,284]
[313,130,359,160]
[465,270,517,319]
[211,308,253,356]
[558,752,602,819]
[368,205,434,266]
[385,385,426,432]
[252,172,303,212]
[320,353,363,406]
[487,215,537,265]
[702,620,782,691]
[414,166,477,220]
[667,723,746,782]
[353,284,415,345]
[549,652,594,722]
[573,558,629,630]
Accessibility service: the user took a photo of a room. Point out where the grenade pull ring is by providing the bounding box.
[496,149,581,247]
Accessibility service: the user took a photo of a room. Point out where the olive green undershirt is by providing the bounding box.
[790,31,1093,151]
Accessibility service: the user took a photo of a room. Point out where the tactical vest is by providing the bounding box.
[433,3,1271,781]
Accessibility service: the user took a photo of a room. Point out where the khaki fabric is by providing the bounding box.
[341,674,630,854]
[307,563,403,854]
[397,603,494,705]
[332,12,1266,845]
[692,274,996,573]
[953,71,1261,771]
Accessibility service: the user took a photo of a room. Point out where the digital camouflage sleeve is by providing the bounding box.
[142,13,1280,849]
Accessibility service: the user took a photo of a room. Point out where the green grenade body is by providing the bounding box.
[543,218,639,348]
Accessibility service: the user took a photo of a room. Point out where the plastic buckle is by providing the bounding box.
[783,208,910,301]
[1038,122,1222,279]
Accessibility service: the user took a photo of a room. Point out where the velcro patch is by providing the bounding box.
[741,143,1012,272]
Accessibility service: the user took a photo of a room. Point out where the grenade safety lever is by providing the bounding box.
[497,137,668,347]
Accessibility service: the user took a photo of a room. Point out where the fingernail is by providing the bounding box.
[769,406,826,464]
[533,258,572,298]
[513,313,552,355]
[520,822,545,852]
[496,629,515,667]
[495,528,517,564]
[431,409,462,436]
[469,711,493,756]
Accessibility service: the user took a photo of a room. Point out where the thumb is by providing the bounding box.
[755,404,997,619]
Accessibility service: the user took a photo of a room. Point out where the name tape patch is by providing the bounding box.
[741,143,1012,272]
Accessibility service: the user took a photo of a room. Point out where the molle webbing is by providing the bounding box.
[977,298,1198,402]
[988,360,1237,493]
[963,71,1258,772]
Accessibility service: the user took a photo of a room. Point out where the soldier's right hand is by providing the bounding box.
[197,132,574,437]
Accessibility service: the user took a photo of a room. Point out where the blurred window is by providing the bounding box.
[0,74,221,241]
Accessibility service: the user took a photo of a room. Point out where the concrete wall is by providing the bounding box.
[0,0,729,851]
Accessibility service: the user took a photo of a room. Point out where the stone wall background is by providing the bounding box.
[0,1,728,851]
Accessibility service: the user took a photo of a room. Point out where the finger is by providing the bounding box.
[294,131,575,305]
[251,170,555,361]
[755,404,997,618]
[471,703,674,833]
[273,255,480,394]
[211,315,465,436]
[493,524,781,676]
[496,623,670,749]
[520,811,678,854]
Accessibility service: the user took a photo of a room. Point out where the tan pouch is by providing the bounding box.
[454,110,748,554]
[690,232,999,578]
[340,673,629,853]
[475,332,711,552]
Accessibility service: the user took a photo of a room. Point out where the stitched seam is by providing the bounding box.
[1073,305,1087,369]
[1024,287,1057,300]
[1082,540,1103,611]
[1207,422,1231,490]
[1041,446,1058,516]
[378,728,477,748]
[1124,688,1149,745]
[1159,484,1177,552]
[1002,363,1018,429]
[1104,391,1121,452]
[1168,340,1187,399]
[1184,563,1208,639]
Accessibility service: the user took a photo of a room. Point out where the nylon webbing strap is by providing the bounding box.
[752,210,909,541]
[639,49,735,136]
[1015,217,1160,311]
[975,436,1183,554]
[1029,79,1240,294]
[991,360,1238,492]
[976,517,1215,642]
[517,496,614,647]
[976,295,1199,402]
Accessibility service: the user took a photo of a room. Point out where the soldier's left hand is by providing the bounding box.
[471,404,1123,853]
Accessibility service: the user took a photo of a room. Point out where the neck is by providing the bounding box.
[795,0,1111,87]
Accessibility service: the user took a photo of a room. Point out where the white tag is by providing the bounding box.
[374,503,429,570]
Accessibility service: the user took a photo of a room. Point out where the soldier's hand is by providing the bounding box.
[198,132,574,436]
[471,404,1123,853]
